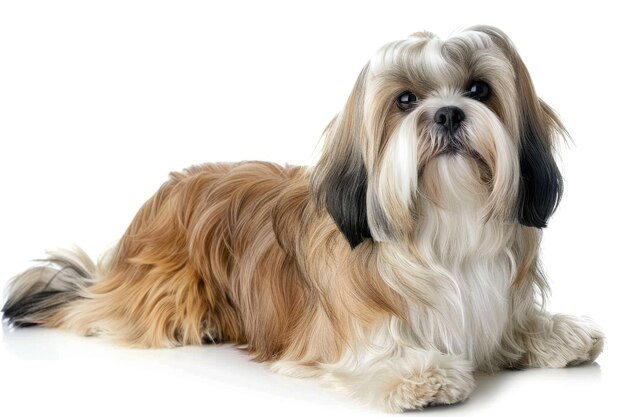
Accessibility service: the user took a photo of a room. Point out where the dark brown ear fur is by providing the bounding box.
[312,66,372,248]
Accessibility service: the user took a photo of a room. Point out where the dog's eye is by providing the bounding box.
[467,81,490,101]
[396,91,418,111]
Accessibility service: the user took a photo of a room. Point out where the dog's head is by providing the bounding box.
[312,26,564,248]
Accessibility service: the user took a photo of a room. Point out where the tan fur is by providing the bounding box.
[37,162,401,365]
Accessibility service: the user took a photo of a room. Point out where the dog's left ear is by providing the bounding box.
[474,26,564,228]
[517,99,564,228]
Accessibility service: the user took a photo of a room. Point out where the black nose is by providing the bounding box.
[434,106,465,134]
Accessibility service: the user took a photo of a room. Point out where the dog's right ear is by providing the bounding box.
[311,66,372,249]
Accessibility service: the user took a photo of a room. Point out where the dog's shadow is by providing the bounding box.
[419,363,602,414]
[2,325,603,414]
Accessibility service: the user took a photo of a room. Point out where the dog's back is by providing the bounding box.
[3,161,313,356]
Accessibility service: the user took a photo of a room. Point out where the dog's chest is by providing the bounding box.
[409,223,515,366]
[411,187,516,365]
[451,250,512,364]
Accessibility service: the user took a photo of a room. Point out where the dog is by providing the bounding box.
[2,26,604,412]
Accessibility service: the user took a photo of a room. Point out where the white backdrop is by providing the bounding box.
[1,1,624,416]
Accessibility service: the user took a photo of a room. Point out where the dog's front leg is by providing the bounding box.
[514,312,604,368]
[318,346,475,412]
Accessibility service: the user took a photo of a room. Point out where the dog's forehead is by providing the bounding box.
[369,31,496,86]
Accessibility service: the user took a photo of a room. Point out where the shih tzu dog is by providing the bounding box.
[3,26,604,411]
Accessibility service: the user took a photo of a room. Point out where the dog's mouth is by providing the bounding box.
[431,139,493,184]
[418,122,495,186]
[434,131,468,156]
[440,142,462,155]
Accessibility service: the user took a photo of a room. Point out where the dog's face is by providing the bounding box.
[313,26,564,248]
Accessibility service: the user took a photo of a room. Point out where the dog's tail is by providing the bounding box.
[2,247,100,328]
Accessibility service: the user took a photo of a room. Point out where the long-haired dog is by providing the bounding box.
[3,26,604,411]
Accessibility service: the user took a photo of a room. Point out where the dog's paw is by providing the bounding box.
[383,363,475,412]
[523,314,605,368]
[565,319,604,366]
